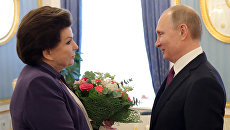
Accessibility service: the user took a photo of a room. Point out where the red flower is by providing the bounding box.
[121,91,124,97]
[120,91,131,101]
[111,80,118,84]
[95,86,103,93]
[82,77,88,81]
[96,79,101,83]
[79,83,93,91]
[127,97,131,101]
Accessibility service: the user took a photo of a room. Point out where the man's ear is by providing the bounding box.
[42,49,54,60]
[178,24,188,40]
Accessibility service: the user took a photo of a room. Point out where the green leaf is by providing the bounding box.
[112,91,121,98]
[84,71,95,80]
[81,90,89,97]
[102,87,109,94]
[122,92,128,100]
[61,50,82,87]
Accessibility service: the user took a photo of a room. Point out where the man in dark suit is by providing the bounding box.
[150,5,226,130]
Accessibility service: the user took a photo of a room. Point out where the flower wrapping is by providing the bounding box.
[73,71,141,129]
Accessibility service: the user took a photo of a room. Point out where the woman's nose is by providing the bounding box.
[72,41,79,50]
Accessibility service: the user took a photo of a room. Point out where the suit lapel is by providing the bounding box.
[151,53,207,124]
[152,70,190,123]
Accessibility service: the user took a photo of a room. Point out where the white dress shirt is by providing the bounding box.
[173,47,203,77]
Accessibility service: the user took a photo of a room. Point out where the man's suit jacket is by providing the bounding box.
[10,62,90,130]
[150,53,226,130]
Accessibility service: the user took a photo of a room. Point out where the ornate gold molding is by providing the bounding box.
[226,0,230,8]
[200,0,230,43]
[225,102,230,118]
[226,102,230,108]
[175,0,180,5]
[0,99,10,114]
[0,98,10,105]
[38,0,42,7]
[0,0,20,46]
[0,110,10,114]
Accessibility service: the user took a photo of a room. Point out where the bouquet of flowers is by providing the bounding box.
[73,71,141,129]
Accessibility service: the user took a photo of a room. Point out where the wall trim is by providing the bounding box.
[0,99,10,114]
[226,102,230,108]
[0,98,10,105]
[1,99,229,116]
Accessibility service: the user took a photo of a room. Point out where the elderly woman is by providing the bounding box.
[10,6,92,130]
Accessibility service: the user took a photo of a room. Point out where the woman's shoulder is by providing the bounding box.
[16,65,61,92]
[20,65,55,80]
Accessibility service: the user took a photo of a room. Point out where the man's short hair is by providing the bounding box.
[168,5,202,40]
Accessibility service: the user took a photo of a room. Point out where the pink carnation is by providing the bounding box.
[94,86,103,93]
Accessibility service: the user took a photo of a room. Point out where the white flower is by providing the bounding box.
[105,82,119,91]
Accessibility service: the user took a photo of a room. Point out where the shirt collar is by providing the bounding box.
[173,47,203,76]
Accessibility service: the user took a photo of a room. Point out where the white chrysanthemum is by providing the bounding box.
[105,83,119,91]
[91,80,97,84]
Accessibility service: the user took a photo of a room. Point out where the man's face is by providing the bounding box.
[155,12,181,63]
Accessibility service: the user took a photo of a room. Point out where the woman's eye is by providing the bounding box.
[66,40,71,45]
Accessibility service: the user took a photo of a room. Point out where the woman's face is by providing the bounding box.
[43,27,78,71]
